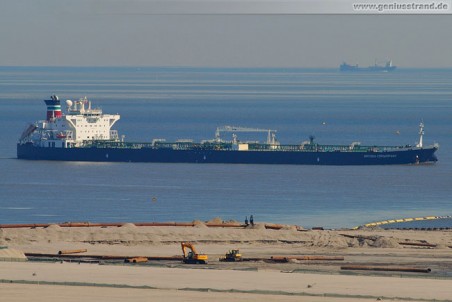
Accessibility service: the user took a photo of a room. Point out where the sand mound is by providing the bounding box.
[207,217,223,224]
[46,224,61,230]
[372,236,400,248]
[193,220,208,228]
[311,231,349,248]
[435,244,448,249]
[0,247,27,261]
[281,225,298,231]
[248,223,266,230]
[348,237,375,248]
[347,238,360,247]
[225,219,240,224]
[121,223,137,229]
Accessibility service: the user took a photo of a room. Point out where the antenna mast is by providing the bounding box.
[417,121,424,148]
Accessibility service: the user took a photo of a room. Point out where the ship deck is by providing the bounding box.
[82,140,411,153]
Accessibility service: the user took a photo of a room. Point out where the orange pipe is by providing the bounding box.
[58,249,87,255]
[125,257,148,263]
[0,223,50,229]
[264,224,284,230]
[205,223,242,228]
[288,256,344,261]
[271,255,344,262]
[1,221,295,229]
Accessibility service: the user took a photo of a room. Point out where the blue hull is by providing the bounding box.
[17,143,438,165]
[340,66,397,72]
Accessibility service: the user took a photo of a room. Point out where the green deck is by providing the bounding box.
[82,140,407,153]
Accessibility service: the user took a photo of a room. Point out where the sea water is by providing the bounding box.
[0,67,451,228]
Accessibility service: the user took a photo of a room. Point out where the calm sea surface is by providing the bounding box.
[0,67,451,228]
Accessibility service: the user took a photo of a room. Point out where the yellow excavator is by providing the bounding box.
[181,242,208,264]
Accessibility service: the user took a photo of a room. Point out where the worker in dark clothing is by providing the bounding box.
[250,215,254,226]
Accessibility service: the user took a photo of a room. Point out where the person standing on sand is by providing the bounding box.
[250,215,254,226]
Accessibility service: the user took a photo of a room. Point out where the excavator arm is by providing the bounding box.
[181,242,198,257]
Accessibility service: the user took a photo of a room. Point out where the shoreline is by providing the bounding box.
[2,221,452,301]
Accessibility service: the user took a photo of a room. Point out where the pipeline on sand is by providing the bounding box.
[0,221,307,230]
[398,242,437,248]
[25,252,183,261]
[271,255,344,262]
[0,222,244,229]
[58,249,87,255]
[341,265,431,273]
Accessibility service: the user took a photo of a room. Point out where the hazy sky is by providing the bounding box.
[1,0,451,67]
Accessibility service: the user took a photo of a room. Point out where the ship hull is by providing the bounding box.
[17,143,438,165]
[340,66,397,72]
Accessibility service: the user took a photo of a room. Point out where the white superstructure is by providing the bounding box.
[21,96,120,148]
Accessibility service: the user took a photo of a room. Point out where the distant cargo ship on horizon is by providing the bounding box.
[340,60,397,72]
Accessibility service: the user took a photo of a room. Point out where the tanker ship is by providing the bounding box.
[17,95,439,165]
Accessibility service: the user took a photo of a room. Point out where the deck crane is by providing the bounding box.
[215,126,278,145]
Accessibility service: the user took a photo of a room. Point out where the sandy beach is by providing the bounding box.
[1,221,452,301]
